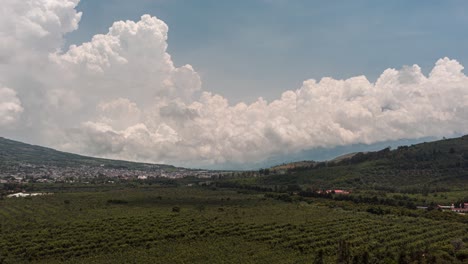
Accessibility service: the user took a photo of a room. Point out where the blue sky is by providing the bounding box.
[66,0,468,103]
[3,0,468,169]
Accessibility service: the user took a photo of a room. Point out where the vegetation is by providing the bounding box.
[0,137,174,170]
[1,135,468,263]
[242,135,468,191]
[0,185,467,263]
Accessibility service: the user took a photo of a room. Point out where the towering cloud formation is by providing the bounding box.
[0,0,81,60]
[1,1,468,167]
[0,87,23,126]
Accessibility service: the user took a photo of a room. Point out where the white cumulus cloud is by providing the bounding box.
[0,0,81,65]
[1,1,468,168]
[0,87,23,126]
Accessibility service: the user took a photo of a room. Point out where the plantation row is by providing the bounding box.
[0,188,468,263]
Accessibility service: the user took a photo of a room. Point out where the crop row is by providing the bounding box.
[1,209,464,262]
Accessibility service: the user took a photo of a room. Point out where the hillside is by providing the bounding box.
[0,137,174,170]
[255,135,468,190]
[3,135,468,190]
[271,160,317,171]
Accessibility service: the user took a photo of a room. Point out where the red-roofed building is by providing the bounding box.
[320,189,350,195]
[333,190,350,195]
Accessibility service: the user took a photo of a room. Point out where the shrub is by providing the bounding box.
[107,199,128,204]
[456,249,468,261]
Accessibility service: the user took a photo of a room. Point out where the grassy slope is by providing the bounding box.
[0,137,174,170]
[2,134,468,188]
[256,135,468,190]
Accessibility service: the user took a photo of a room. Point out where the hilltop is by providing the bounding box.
[254,135,468,190]
[0,137,174,170]
[2,135,468,190]
[271,160,317,171]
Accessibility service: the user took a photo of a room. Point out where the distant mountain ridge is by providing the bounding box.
[261,135,468,190]
[0,137,174,170]
[2,135,468,189]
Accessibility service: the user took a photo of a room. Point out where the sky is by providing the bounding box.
[1,0,468,169]
[65,0,468,103]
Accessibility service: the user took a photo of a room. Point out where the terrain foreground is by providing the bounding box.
[1,186,467,263]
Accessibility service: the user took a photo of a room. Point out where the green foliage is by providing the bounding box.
[0,137,174,170]
[313,250,324,264]
[247,135,468,191]
[455,249,468,261]
[336,240,351,264]
[0,186,466,263]
[107,199,128,204]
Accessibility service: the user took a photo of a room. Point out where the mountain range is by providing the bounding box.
[0,137,174,171]
[1,135,468,190]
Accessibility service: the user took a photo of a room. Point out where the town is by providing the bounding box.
[0,162,231,185]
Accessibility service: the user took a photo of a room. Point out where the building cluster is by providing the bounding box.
[0,162,228,184]
[314,189,351,195]
[438,203,468,214]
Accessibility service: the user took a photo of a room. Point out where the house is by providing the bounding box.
[437,204,454,210]
[7,192,47,198]
[333,190,351,195]
[436,203,468,214]
[451,207,468,213]
[319,189,351,195]
[198,181,212,186]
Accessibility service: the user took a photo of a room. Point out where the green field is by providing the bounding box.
[1,135,468,263]
[1,185,467,263]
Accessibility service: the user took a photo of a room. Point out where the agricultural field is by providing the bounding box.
[1,185,468,263]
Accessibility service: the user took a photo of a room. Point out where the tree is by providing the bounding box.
[313,250,324,264]
[337,240,351,264]
[398,251,410,264]
[451,238,464,254]
[361,251,369,264]
[196,204,205,213]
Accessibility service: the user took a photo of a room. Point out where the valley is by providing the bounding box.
[1,136,468,263]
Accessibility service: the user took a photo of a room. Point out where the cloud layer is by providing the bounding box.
[1,1,468,168]
[0,87,23,126]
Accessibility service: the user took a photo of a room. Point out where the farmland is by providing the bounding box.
[1,185,468,263]
[1,136,468,263]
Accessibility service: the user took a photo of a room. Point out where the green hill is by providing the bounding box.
[256,135,468,191]
[0,137,174,170]
[3,135,468,190]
